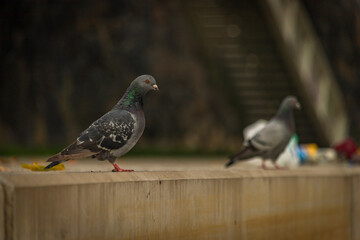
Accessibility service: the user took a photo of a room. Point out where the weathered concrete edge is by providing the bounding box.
[0,167,359,240]
[1,167,360,188]
[352,175,360,240]
[0,179,14,240]
[0,184,4,240]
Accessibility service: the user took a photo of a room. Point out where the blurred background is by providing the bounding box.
[1,0,359,156]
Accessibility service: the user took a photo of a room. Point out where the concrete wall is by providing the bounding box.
[1,168,360,240]
[353,175,360,240]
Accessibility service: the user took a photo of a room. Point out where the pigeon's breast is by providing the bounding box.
[111,111,145,157]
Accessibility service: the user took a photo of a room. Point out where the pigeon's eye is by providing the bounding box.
[145,79,150,84]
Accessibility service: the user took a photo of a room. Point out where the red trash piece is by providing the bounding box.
[333,137,358,159]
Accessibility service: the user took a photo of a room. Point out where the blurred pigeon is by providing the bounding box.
[45,75,159,172]
[226,96,301,169]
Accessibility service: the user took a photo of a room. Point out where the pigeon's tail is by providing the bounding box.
[45,152,66,169]
[47,152,63,162]
[46,143,95,164]
[44,160,63,169]
[225,147,258,168]
[225,159,236,168]
[45,152,72,169]
[47,152,76,162]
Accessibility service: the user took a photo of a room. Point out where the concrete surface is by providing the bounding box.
[0,157,360,240]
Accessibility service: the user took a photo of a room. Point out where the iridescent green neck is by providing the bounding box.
[114,86,143,110]
[125,89,136,105]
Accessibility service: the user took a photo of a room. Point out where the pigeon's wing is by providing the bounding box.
[47,110,135,162]
[227,121,285,165]
[250,120,288,153]
[86,110,136,152]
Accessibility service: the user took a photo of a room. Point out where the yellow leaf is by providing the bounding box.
[21,162,65,171]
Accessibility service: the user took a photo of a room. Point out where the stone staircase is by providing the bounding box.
[184,0,347,145]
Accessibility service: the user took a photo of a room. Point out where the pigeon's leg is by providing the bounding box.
[112,163,134,172]
[274,163,282,170]
[106,156,134,172]
[273,162,287,170]
[261,161,267,170]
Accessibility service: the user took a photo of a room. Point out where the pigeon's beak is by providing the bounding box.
[152,84,159,91]
[295,102,301,110]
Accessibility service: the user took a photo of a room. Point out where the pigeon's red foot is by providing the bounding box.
[274,163,287,170]
[112,163,134,172]
[261,161,267,170]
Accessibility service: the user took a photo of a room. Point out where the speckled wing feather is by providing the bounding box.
[47,110,135,162]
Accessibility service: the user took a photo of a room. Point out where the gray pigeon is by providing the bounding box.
[45,75,159,172]
[226,96,301,169]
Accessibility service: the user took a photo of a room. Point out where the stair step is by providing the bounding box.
[186,0,320,143]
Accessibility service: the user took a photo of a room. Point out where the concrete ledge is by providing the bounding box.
[1,166,360,240]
